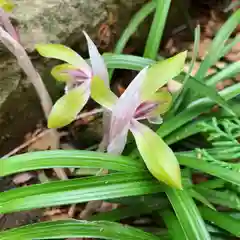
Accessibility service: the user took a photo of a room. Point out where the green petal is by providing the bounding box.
[130,120,182,189]
[90,76,118,110]
[35,44,91,72]
[141,51,187,101]
[48,84,90,128]
[0,0,14,12]
[147,90,172,116]
[51,64,78,82]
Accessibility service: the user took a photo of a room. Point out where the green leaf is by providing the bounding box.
[196,9,240,80]
[206,61,240,86]
[199,206,240,237]
[103,53,155,71]
[115,1,156,54]
[51,63,79,82]
[172,25,200,114]
[141,52,187,101]
[177,155,240,186]
[0,0,14,12]
[130,120,182,189]
[90,76,118,110]
[109,0,156,78]
[48,84,90,128]
[0,172,163,214]
[0,220,160,240]
[195,187,240,210]
[0,150,145,177]
[165,187,211,240]
[35,44,91,71]
[143,0,171,59]
[157,83,240,139]
[188,188,216,210]
[90,197,168,221]
[161,210,187,240]
[186,76,236,116]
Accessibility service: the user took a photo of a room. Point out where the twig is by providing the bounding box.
[0,26,67,180]
[76,108,103,120]
[3,129,52,158]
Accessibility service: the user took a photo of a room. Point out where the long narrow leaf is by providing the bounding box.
[0,150,145,177]
[0,220,160,240]
[115,1,156,54]
[90,198,169,221]
[165,187,210,240]
[206,61,240,86]
[158,83,240,139]
[177,155,240,186]
[103,53,155,71]
[144,0,171,59]
[196,9,240,80]
[172,25,200,114]
[199,207,240,237]
[161,210,187,240]
[195,187,240,210]
[0,172,163,214]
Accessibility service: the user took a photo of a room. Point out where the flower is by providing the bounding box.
[35,31,109,128]
[91,51,187,189]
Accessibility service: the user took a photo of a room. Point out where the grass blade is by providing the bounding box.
[199,207,240,237]
[1,150,145,177]
[161,210,187,240]
[103,53,154,71]
[165,187,210,240]
[0,172,163,214]
[172,25,200,113]
[188,189,216,210]
[206,61,240,86]
[195,187,240,210]
[115,1,156,54]
[158,83,240,139]
[196,9,240,80]
[90,197,169,221]
[144,0,171,59]
[176,155,240,186]
[0,220,160,240]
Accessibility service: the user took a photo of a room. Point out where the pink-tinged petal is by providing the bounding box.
[90,76,118,110]
[134,102,158,120]
[51,63,88,82]
[35,44,91,75]
[0,8,19,41]
[145,90,172,117]
[83,31,109,85]
[48,82,90,128]
[140,51,187,102]
[130,119,182,189]
[109,67,148,142]
[107,124,129,155]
